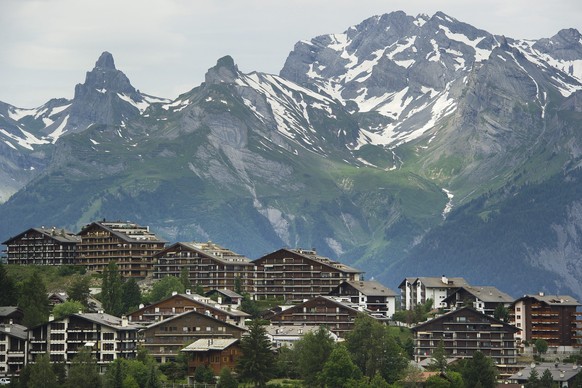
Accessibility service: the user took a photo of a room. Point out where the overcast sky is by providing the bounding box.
[2,0,582,108]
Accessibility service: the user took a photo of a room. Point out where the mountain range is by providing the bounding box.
[2,11,582,298]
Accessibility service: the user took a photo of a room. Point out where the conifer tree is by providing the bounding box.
[122,278,142,313]
[102,261,123,316]
[18,271,50,327]
[237,319,275,387]
[28,354,58,388]
[0,264,17,306]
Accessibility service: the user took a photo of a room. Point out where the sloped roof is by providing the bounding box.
[129,293,249,319]
[3,227,80,245]
[516,294,580,307]
[78,221,167,243]
[181,338,239,352]
[206,289,244,299]
[417,277,469,288]
[142,308,247,332]
[154,241,252,265]
[0,306,22,317]
[444,286,514,304]
[254,248,362,274]
[340,280,397,297]
[509,362,581,382]
[411,307,520,333]
[0,322,27,340]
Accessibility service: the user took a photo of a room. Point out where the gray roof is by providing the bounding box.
[157,242,252,265]
[0,306,22,317]
[447,286,514,303]
[80,221,166,243]
[206,289,244,298]
[71,313,141,330]
[0,322,27,340]
[343,280,397,297]
[3,227,80,245]
[142,308,248,332]
[181,338,239,352]
[417,277,469,289]
[519,294,580,307]
[265,325,321,337]
[509,362,582,382]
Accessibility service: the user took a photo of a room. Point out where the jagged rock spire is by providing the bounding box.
[95,51,116,70]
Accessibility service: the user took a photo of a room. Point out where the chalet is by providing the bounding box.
[0,321,27,377]
[2,227,80,266]
[205,289,244,307]
[442,286,514,316]
[268,295,383,338]
[76,220,166,278]
[127,292,249,327]
[139,309,246,363]
[27,312,140,371]
[181,338,241,378]
[252,248,363,302]
[0,307,24,325]
[411,307,519,367]
[153,241,254,294]
[399,276,470,310]
[264,325,339,349]
[511,293,581,349]
[328,280,397,318]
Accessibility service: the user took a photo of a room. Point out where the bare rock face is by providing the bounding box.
[67,51,145,133]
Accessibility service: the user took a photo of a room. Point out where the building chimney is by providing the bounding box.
[172,291,178,296]
[186,289,191,295]
[121,315,128,327]
[441,275,448,284]
[48,314,55,322]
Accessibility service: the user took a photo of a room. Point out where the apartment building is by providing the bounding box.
[252,248,363,302]
[268,295,382,338]
[442,286,514,316]
[27,312,140,371]
[328,280,397,318]
[2,227,80,265]
[399,276,470,310]
[512,293,580,348]
[127,291,249,327]
[412,307,519,367]
[153,241,254,293]
[76,220,166,278]
[139,309,246,363]
[0,321,27,377]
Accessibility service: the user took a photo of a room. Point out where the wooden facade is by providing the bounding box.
[412,307,519,366]
[182,338,241,376]
[511,293,580,348]
[153,242,254,294]
[442,286,514,316]
[76,221,166,278]
[268,295,375,338]
[140,311,246,363]
[252,248,363,302]
[2,227,80,266]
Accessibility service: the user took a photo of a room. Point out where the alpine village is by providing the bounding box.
[4,6,582,388]
[0,220,580,387]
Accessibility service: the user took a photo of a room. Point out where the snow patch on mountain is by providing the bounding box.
[48,115,69,143]
[438,25,493,62]
[0,126,49,150]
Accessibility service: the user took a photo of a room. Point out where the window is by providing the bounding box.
[103,343,115,351]
[103,333,114,340]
